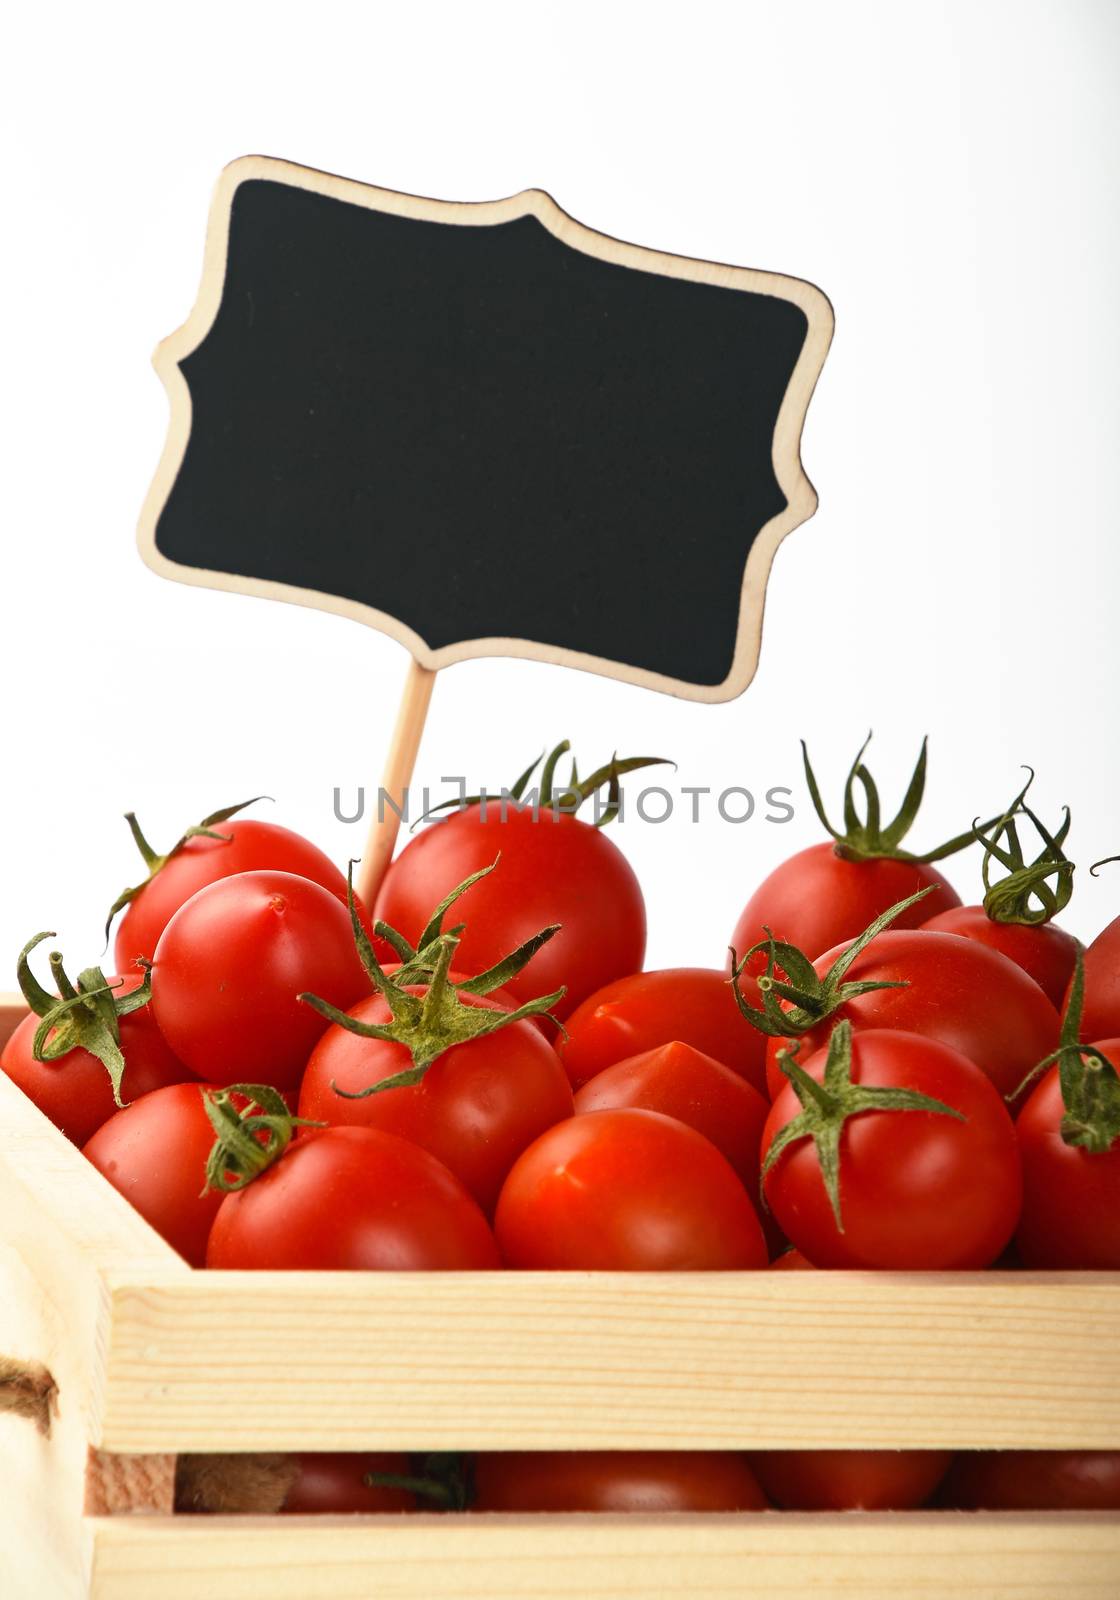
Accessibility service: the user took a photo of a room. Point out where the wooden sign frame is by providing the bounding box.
[137,155,834,706]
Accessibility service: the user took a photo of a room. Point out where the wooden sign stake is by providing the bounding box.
[357,658,436,907]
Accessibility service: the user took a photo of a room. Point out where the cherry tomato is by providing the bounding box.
[471,1451,769,1512]
[762,930,1060,1104]
[495,1108,768,1270]
[750,1449,952,1510]
[82,1081,226,1266]
[207,1125,501,1270]
[115,816,371,970]
[1074,912,1120,1040]
[921,904,1078,1009]
[939,1450,1120,1510]
[298,988,573,1214]
[731,845,960,976]
[375,807,644,1021]
[2,974,187,1146]
[572,1041,776,1244]
[762,1028,1022,1269]
[768,1248,816,1271]
[557,969,768,1096]
[151,871,368,1091]
[280,1454,416,1513]
[1015,1037,1120,1269]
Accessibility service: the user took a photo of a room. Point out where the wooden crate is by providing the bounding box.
[1,993,1118,1599]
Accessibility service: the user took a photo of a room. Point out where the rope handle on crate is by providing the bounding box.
[0,1355,58,1436]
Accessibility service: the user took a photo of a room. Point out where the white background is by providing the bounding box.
[2,0,1117,976]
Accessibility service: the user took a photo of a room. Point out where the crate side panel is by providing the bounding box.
[0,1240,93,1599]
[99,1270,1120,1452]
[87,1511,1120,1600]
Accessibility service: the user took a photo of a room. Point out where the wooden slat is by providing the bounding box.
[97,1268,1120,1453]
[85,1512,1120,1600]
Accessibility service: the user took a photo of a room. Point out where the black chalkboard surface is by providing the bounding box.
[140,157,832,702]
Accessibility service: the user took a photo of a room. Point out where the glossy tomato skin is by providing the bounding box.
[730,844,960,974]
[1074,913,1120,1040]
[281,1454,416,1513]
[298,989,574,1214]
[763,930,1060,1104]
[768,1248,816,1271]
[207,1125,500,1270]
[750,1449,952,1511]
[374,807,644,1021]
[115,818,370,971]
[83,1082,223,1266]
[938,1450,1120,1510]
[152,871,368,1092]
[471,1451,769,1512]
[762,1029,1022,1270]
[1015,1039,1120,1269]
[572,1041,776,1242]
[495,1108,768,1271]
[2,975,188,1145]
[557,969,768,1096]
[921,904,1078,1009]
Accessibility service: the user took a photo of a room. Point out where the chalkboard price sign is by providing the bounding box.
[138,156,833,892]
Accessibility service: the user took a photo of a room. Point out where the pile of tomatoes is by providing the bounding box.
[5,738,1120,1517]
[4,738,1119,1278]
[176,1444,1120,1516]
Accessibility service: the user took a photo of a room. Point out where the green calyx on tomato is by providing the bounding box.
[803,733,997,864]
[729,886,935,1040]
[1016,953,1120,1154]
[16,932,154,1107]
[364,1453,471,1510]
[975,769,1075,927]
[762,1019,964,1229]
[104,796,270,940]
[300,861,566,1093]
[426,740,672,828]
[202,1083,324,1193]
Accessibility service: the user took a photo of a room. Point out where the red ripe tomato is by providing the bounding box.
[1075,913,1120,1040]
[115,816,370,970]
[495,1108,768,1270]
[298,989,573,1214]
[374,806,644,1021]
[921,904,1078,1009]
[82,1082,226,1266]
[207,1125,501,1270]
[280,1454,416,1513]
[471,1451,769,1512]
[572,1041,768,1196]
[750,1450,952,1511]
[2,974,187,1146]
[557,968,768,1096]
[762,930,1060,1104]
[762,1028,1022,1269]
[768,1248,816,1271]
[731,845,960,974]
[1015,1038,1120,1269]
[938,1450,1120,1510]
[151,871,368,1091]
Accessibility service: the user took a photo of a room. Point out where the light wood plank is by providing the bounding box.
[0,1242,93,1600]
[97,1269,1120,1453]
[86,1512,1120,1600]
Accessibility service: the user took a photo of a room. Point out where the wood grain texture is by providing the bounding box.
[96,1269,1120,1453]
[84,1512,1120,1600]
